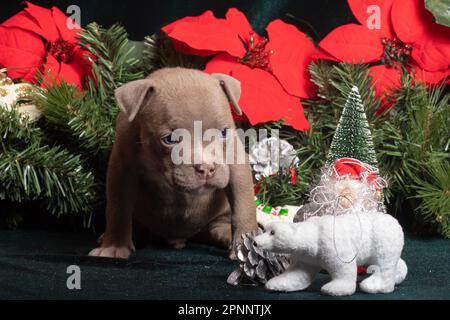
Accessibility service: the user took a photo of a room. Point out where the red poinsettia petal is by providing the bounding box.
[391,0,450,71]
[42,49,90,89]
[369,65,402,97]
[0,26,45,81]
[347,0,394,35]
[1,10,44,38]
[23,1,59,41]
[414,68,450,85]
[58,61,84,89]
[369,65,402,113]
[319,24,386,63]
[266,19,316,98]
[204,54,310,131]
[312,47,341,61]
[162,10,214,34]
[71,46,93,78]
[41,55,62,88]
[225,8,254,43]
[51,6,80,42]
[161,10,245,58]
[391,0,433,42]
[411,39,450,72]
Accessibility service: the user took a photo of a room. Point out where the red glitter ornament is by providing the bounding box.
[380,37,413,67]
[239,32,273,72]
[48,39,76,64]
[289,167,297,186]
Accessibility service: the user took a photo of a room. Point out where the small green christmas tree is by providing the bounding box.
[327,86,378,171]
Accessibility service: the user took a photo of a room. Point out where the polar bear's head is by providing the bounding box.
[253,222,297,254]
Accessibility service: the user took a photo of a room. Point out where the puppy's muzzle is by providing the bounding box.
[195,163,216,179]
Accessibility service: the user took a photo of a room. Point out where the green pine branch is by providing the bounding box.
[79,23,144,101]
[375,77,449,237]
[0,108,95,218]
[0,143,95,215]
[308,61,382,122]
[141,34,207,74]
[36,23,145,156]
[34,82,115,154]
[412,161,450,237]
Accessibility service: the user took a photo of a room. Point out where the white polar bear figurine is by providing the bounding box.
[253,212,407,296]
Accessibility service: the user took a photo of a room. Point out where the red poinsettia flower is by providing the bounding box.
[0,1,91,89]
[316,0,450,100]
[162,9,316,131]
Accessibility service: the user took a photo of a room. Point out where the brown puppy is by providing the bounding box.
[89,67,257,259]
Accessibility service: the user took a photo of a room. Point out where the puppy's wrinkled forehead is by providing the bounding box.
[142,69,233,130]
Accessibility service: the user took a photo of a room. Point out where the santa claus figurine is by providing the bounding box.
[294,157,387,275]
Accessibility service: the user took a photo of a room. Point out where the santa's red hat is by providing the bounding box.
[333,158,382,190]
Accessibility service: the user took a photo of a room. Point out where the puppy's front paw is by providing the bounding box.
[228,233,243,260]
[88,244,135,259]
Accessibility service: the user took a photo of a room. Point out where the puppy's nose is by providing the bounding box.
[253,241,258,247]
[195,163,216,178]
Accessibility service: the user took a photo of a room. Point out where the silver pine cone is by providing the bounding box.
[227,228,290,286]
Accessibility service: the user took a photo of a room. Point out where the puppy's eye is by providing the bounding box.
[220,128,230,139]
[270,230,275,235]
[161,134,179,146]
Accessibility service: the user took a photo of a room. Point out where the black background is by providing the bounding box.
[1,0,356,42]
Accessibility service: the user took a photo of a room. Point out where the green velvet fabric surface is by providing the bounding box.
[0,230,448,300]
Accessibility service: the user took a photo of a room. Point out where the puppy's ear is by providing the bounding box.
[211,73,242,116]
[115,79,155,122]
